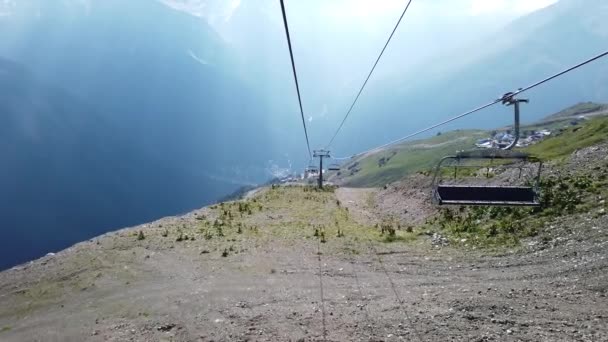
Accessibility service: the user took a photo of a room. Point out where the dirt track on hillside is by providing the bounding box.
[336,174,436,227]
[0,190,606,342]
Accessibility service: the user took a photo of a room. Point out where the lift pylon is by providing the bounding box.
[313,149,331,189]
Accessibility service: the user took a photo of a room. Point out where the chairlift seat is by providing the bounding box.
[430,96,541,207]
[431,149,543,207]
[435,185,539,206]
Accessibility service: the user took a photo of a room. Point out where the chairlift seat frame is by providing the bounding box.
[305,166,319,174]
[431,149,543,207]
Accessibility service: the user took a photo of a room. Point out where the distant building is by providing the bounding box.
[474,129,551,149]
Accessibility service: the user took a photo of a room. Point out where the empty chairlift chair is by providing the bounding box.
[305,165,319,175]
[431,149,543,207]
[328,163,341,171]
[430,91,543,207]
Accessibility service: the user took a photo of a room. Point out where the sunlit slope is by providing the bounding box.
[524,116,608,160]
[333,105,608,188]
[332,130,487,187]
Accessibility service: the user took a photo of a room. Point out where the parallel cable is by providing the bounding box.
[330,155,354,161]
[280,0,312,159]
[316,238,328,341]
[347,246,375,338]
[338,49,608,159]
[367,240,423,341]
[513,49,608,96]
[354,100,500,157]
[326,0,415,148]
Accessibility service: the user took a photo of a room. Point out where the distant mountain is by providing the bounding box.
[0,0,260,157]
[542,102,608,121]
[0,57,120,269]
[330,0,608,155]
[0,0,281,269]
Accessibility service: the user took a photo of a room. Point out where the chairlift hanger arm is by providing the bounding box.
[498,92,529,151]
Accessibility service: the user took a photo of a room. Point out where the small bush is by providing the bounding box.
[380,223,396,237]
[216,226,224,237]
[137,231,145,241]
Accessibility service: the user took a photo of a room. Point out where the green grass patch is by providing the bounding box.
[1,326,11,333]
[335,108,608,188]
[225,186,416,251]
[525,116,608,160]
[341,130,486,187]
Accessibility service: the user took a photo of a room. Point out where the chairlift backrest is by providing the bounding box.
[306,165,319,173]
[431,149,543,207]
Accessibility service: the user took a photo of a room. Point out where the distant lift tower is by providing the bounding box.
[313,149,331,189]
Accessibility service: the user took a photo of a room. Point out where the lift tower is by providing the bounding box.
[313,149,331,189]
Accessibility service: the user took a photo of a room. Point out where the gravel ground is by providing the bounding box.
[1,202,607,341]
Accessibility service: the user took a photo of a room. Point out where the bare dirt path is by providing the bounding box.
[337,176,436,227]
[335,187,379,225]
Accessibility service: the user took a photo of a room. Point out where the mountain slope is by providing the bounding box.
[0,57,244,270]
[0,0,283,270]
[331,103,608,188]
